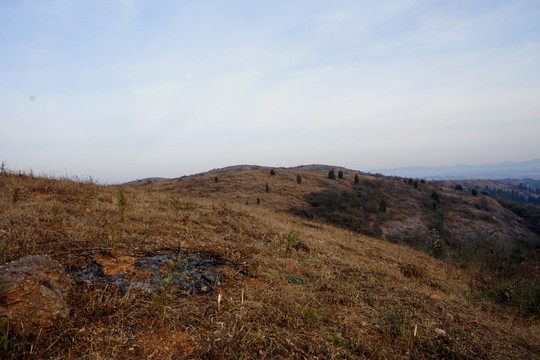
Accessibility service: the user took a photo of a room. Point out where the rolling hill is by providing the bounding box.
[0,167,538,359]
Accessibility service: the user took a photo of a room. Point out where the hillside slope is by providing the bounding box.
[153,169,538,254]
[0,171,538,359]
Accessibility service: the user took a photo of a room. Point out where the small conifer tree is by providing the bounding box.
[471,188,478,196]
[214,176,218,183]
[328,169,336,180]
[354,174,359,184]
[431,191,440,204]
[265,183,269,193]
[296,174,302,184]
[379,198,387,213]
[338,170,344,179]
[270,169,276,176]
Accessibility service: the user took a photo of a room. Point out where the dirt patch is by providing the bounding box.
[137,328,195,357]
[69,251,222,295]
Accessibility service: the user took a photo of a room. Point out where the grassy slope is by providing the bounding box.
[0,171,538,359]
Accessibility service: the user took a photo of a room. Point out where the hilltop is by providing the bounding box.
[0,167,539,359]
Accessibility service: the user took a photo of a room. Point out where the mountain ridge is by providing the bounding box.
[371,159,540,180]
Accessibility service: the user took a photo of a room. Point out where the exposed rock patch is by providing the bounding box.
[0,255,70,335]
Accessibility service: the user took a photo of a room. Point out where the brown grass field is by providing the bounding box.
[0,169,539,359]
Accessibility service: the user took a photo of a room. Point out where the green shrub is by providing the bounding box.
[338,170,344,179]
[214,176,218,183]
[296,174,302,184]
[354,174,359,184]
[455,184,463,190]
[472,188,478,196]
[270,169,276,176]
[265,183,269,193]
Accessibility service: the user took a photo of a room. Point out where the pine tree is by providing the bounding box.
[328,169,336,180]
[338,170,344,179]
[296,174,302,184]
[354,174,359,184]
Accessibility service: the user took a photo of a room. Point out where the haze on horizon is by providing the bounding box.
[1,1,539,183]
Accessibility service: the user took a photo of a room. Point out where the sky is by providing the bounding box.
[1,0,539,183]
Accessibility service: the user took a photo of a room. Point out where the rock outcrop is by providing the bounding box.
[0,255,70,335]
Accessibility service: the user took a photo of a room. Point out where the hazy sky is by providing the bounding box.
[1,0,539,183]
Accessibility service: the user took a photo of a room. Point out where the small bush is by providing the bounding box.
[338,170,344,179]
[296,174,302,184]
[472,188,478,196]
[214,176,218,183]
[455,184,463,190]
[265,183,269,193]
[354,174,359,184]
[280,231,299,251]
[12,188,20,204]
[270,169,276,176]
[118,190,127,222]
[426,229,444,258]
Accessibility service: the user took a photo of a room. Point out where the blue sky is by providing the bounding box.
[1,0,539,183]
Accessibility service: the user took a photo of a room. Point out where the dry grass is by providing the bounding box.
[0,170,539,359]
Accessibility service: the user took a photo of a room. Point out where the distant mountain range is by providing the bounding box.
[371,159,540,180]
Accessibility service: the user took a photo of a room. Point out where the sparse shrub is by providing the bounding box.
[426,229,444,258]
[296,174,302,184]
[118,190,127,222]
[265,183,269,193]
[12,188,20,204]
[354,174,359,184]
[280,230,299,251]
[328,169,336,180]
[170,196,182,217]
[283,273,305,285]
[380,309,409,338]
[431,191,440,204]
[270,169,276,176]
[379,198,387,213]
[338,170,344,179]
[325,333,349,349]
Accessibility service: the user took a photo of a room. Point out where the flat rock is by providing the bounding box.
[0,255,70,335]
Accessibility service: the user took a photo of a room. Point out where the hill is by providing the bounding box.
[152,169,538,254]
[372,159,540,180]
[0,169,539,359]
